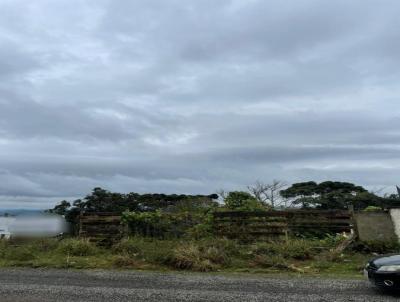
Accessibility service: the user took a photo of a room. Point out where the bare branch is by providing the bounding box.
[215,189,228,202]
[370,186,386,195]
[247,180,288,208]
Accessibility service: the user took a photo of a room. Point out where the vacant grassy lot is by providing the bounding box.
[0,236,394,278]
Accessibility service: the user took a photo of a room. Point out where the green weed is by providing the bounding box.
[57,239,99,256]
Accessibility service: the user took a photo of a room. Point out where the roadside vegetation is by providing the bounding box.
[0,236,399,277]
[2,180,399,276]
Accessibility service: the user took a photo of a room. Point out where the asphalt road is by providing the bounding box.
[0,269,398,301]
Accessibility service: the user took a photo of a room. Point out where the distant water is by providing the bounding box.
[0,209,43,216]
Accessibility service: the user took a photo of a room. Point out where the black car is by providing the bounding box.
[365,254,400,290]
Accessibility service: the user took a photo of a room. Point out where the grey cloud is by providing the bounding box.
[0,98,131,140]
[0,43,39,79]
[0,91,191,142]
[100,0,400,103]
[0,0,400,209]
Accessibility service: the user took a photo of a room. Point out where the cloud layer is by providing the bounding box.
[1,0,400,209]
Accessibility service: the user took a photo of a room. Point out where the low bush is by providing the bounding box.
[112,238,141,256]
[0,240,37,261]
[32,238,60,253]
[251,239,317,260]
[351,240,400,254]
[112,255,141,268]
[363,206,382,212]
[122,211,212,239]
[112,237,175,265]
[171,243,219,272]
[172,243,204,270]
[170,238,238,271]
[185,223,213,239]
[203,246,228,265]
[5,247,36,261]
[197,238,240,259]
[57,239,99,256]
[0,240,9,257]
[251,254,289,270]
[317,234,347,248]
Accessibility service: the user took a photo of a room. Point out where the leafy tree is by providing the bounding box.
[49,188,219,223]
[164,196,219,214]
[223,191,265,211]
[280,181,318,198]
[280,181,377,210]
[316,181,366,195]
[47,200,71,216]
[280,181,318,208]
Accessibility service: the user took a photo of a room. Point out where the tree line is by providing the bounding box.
[48,181,400,223]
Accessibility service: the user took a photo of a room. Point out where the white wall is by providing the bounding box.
[390,209,400,243]
[0,217,15,239]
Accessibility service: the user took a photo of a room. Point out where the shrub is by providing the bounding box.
[284,240,316,260]
[363,206,382,212]
[0,240,9,257]
[112,237,175,265]
[112,255,141,268]
[57,239,99,256]
[252,239,316,260]
[351,240,400,254]
[317,234,347,248]
[122,211,212,239]
[223,191,265,211]
[197,238,240,259]
[203,246,228,264]
[33,238,60,253]
[251,254,289,270]
[170,239,236,271]
[122,211,170,238]
[185,223,213,239]
[172,243,219,272]
[172,243,202,269]
[112,238,141,256]
[0,240,37,261]
[5,247,36,261]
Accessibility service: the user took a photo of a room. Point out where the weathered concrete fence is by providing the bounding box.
[77,209,400,244]
[213,210,353,240]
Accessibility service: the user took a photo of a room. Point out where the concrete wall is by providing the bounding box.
[0,217,14,239]
[390,209,400,242]
[354,212,397,242]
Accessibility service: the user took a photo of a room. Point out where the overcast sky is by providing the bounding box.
[1,0,400,209]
